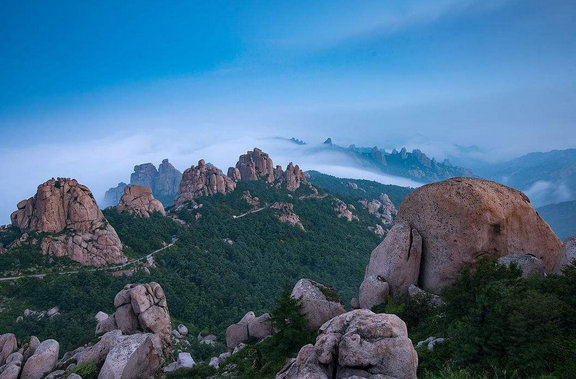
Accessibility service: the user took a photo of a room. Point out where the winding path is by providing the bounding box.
[0,237,178,282]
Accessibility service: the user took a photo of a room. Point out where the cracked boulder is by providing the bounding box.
[291,279,345,331]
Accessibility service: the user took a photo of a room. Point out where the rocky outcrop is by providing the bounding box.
[497,254,545,278]
[130,164,157,189]
[0,334,17,367]
[332,199,358,222]
[97,333,162,379]
[174,160,236,209]
[20,340,59,379]
[225,311,273,351]
[275,310,418,379]
[116,186,166,218]
[235,148,275,183]
[554,237,576,274]
[283,163,306,192]
[359,275,389,310]
[291,279,346,331]
[360,222,422,301]
[359,194,397,225]
[362,178,562,296]
[103,183,127,208]
[271,203,305,231]
[155,159,182,201]
[10,178,126,267]
[111,283,171,354]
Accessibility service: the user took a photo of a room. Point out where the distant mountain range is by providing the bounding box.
[537,200,576,241]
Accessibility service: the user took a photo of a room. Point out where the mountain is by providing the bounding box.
[537,200,576,241]
[476,148,576,206]
[102,159,182,208]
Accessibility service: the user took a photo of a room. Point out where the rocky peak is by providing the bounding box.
[323,138,333,145]
[117,186,166,218]
[103,182,127,208]
[234,148,275,183]
[130,163,158,188]
[284,162,306,191]
[155,159,182,199]
[10,178,126,266]
[174,160,236,209]
[371,146,387,165]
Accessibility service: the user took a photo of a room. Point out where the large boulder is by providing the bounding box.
[116,186,166,218]
[20,340,59,379]
[367,178,562,294]
[77,330,122,367]
[111,283,171,354]
[358,275,389,310]
[248,313,274,340]
[10,178,126,267]
[361,222,422,300]
[97,334,162,379]
[225,312,255,351]
[554,237,576,274]
[0,334,17,366]
[291,279,346,331]
[276,310,418,379]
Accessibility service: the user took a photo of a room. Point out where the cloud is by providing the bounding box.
[524,180,573,207]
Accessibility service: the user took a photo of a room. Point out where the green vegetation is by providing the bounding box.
[66,362,98,379]
[306,170,413,207]
[380,259,576,379]
[0,243,81,276]
[0,226,22,247]
[102,209,181,257]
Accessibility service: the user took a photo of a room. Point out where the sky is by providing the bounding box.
[0,0,575,223]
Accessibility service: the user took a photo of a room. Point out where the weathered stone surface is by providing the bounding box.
[97,334,161,379]
[225,311,255,351]
[96,314,118,335]
[291,279,346,331]
[117,186,165,218]
[284,163,306,192]
[498,254,545,278]
[271,203,305,231]
[174,160,236,208]
[103,183,127,208]
[0,334,17,367]
[361,222,422,298]
[10,178,126,267]
[78,330,122,367]
[110,283,171,354]
[176,324,188,336]
[130,164,157,189]
[394,178,561,292]
[20,340,59,379]
[23,336,40,362]
[276,310,417,379]
[554,236,576,274]
[248,313,274,340]
[359,194,397,226]
[0,363,21,379]
[154,159,182,201]
[359,275,390,310]
[236,148,275,182]
[95,312,109,323]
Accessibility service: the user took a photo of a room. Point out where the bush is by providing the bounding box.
[67,362,98,379]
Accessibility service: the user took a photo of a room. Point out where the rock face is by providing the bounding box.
[116,186,166,218]
[103,183,127,208]
[554,237,576,274]
[291,279,346,331]
[130,164,158,189]
[271,203,305,231]
[155,159,182,201]
[497,254,545,278]
[20,340,59,379]
[0,334,17,367]
[359,194,397,225]
[110,283,171,354]
[10,178,126,267]
[174,160,236,209]
[97,333,162,379]
[276,310,418,379]
[359,275,390,310]
[283,163,306,192]
[361,222,422,301]
[363,178,562,295]
[225,311,273,351]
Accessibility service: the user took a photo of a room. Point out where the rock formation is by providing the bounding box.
[554,236,576,274]
[359,193,397,225]
[332,199,358,222]
[116,186,166,218]
[103,183,127,209]
[96,282,171,354]
[275,309,418,379]
[291,279,346,331]
[20,340,59,379]
[361,177,562,297]
[130,164,157,189]
[155,159,182,201]
[283,163,306,192]
[271,203,305,231]
[174,160,236,209]
[10,178,126,267]
[497,254,545,278]
[225,311,273,351]
[97,333,162,379]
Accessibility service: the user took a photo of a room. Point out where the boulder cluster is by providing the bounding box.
[10,178,125,267]
[116,185,166,218]
[95,283,172,355]
[225,311,274,352]
[359,177,563,308]
[358,193,397,225]
[276,309,418,379]
[271,203,305,231]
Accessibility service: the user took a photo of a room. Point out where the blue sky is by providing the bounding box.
[0,0,575,222]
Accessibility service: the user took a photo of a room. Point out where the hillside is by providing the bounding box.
[0,174,403,354]
[537,200,576,241]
